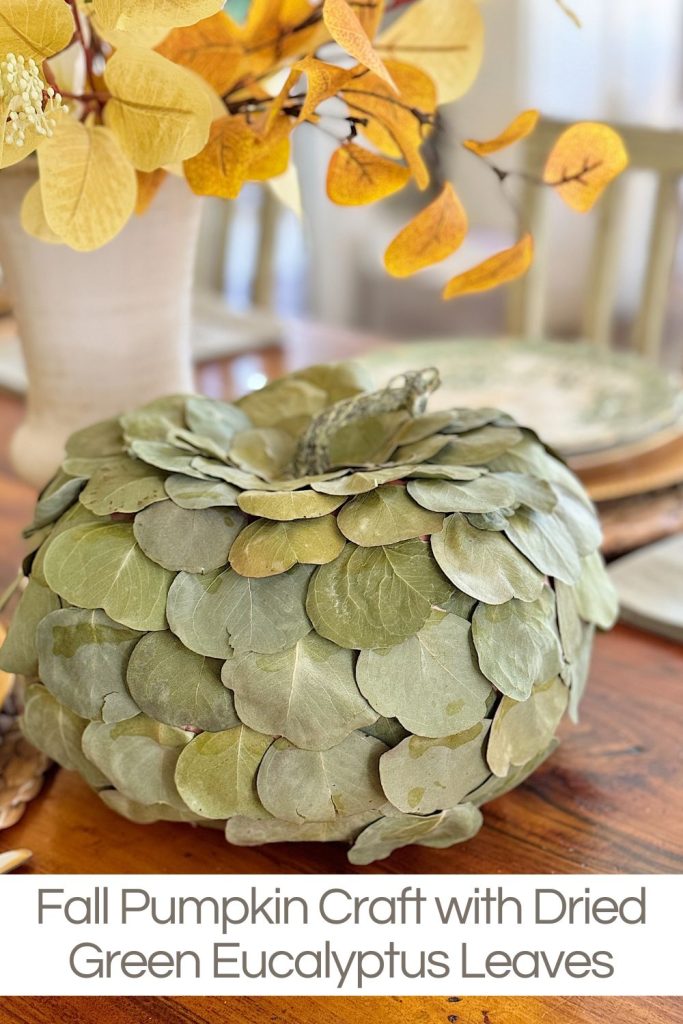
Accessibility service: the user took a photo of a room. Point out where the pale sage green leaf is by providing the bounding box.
[128,440,206,478]
[120,395,187,443]
[30,503,102,587]
[379,721,491,814]
[328,411,410,468]
[191,456,279,490]
[441,408,502,434]
[80,456,168,515]
[167,564,313,657]
[311,464,481,496]
[357,610,492,737]
[65,417,124,459]
[406,476,515,514]
[127,631,238,732]
[490,437,589,505]
[237,489,345,521]
[472,588,563,701]
[43,522,175,631]
[224,632,376,749]
[435,425,523,466]
[229,517,345,578]
[504,507,581,585]
[175,725,273,819]
[553,484,602,556]
[62,455,123,479]
[574,551,618,629]
[555,581,583,662]
[487,677,568,777]
[393,411,460,445]
[467,739,559,807]
[437,589,477,619]
[347,804,483,865]
[100,789,207,824]
[466,510,512,531]
[226,810,379,846]
[185,396,251,447]
[432,514,543,605]
[83,715,193,810]
[22,684,109,789]
[492,472,557,513]
[256,733,387,822]
[307,541,452,650]
[237,377,328,428]
[294,362,373,404]
[337,485,444,547]
[402,464,484,481]
[391,434,451,465]
[164,473,240,509]
[563,624,594,724]
[229,428,296,478]
[37,607,140,723]
[133,500,245,573]
[25,472,86,535]
[0,580,60,676]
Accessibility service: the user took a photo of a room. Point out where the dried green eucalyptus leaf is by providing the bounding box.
[37,607,140,723]
[432,514,543,605]
[80,456,168,515]
[191,456,279,490]
[348,804,483,865]
[83,715,193,810]
[466,510,513,531]
[493,472,557,513]
[237,378,328,429]
[504,507,581,585]
[357,610,492,737]
[43,522,174,631]
[391,434,451,465]
[229,517,345,578]
[555,580,583,662]
[406,476,515,514]
[487,677,568,777]
[393,411,460,445]
[379,721,491,814]
[226,810,379,846]
[0,580,60,676]
[295,362,373,404]
[164,473,240,509]
[100,789,206,824]
[185,396,251,447]
[441,408,502,434]
[437,589,477,619]
[328,411,410,467]
[553,485,602,556]
[467,739,559,807]
[472,588,563,701]
[65,417,124,458]
[128,440,206,478]
[175,725,272,819]
[224,632,376,749]
[361,717,410,747]
[574,551,618,628]
[435,425,523,466]
[120,396,187,443]
[229,428,296,478]
[167,564,313,657]
[307,541,452,649]
[30,503,103,587]
[22,684,109,788]
[237,489,345,521]
[127,631,238,732]
[563,624,594,724]
[311,464,482,496]
[25,472,86,535]
[133,500,245,573]
[256,733,387,823]
[337,485,444,546]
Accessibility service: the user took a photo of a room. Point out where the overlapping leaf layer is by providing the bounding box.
[2,363,617,863]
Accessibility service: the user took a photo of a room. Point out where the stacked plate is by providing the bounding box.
[363,339,683,556]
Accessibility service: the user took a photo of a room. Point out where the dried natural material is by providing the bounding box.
[0,364,618,863]
[0,683,51,830]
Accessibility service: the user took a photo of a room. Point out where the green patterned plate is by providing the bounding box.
[362,338,683,457]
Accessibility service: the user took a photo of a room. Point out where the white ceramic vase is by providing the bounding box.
[0,162,202,489]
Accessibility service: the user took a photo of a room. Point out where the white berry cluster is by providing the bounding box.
[0,53,66,149]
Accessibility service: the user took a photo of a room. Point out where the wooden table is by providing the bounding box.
[0,325,681,1022]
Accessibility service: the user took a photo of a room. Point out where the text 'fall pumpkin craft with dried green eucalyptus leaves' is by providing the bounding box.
[0,363,618,864]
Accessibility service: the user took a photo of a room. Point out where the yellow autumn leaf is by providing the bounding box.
[377,0,484,104]
[323,0,395,90]
[442,234,534,300]
[184,116,255,198]
[385,183,468,277]
[135,169,168,214]
[327,142,410,206]
[104,46,213,172]
[0,0,74,61]
[342,62,436,189]
[248,115,292,181]
[543,121,628,213]
[37,121,137,251]
[293,57,355,123]
[464,109,540,156]
[92,0,224,33]
[157,13,245,95]
[20,180,62,244]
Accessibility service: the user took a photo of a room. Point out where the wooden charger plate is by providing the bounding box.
[576,433,683,503]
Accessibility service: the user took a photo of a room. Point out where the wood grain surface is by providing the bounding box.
[0,326,681,1022]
